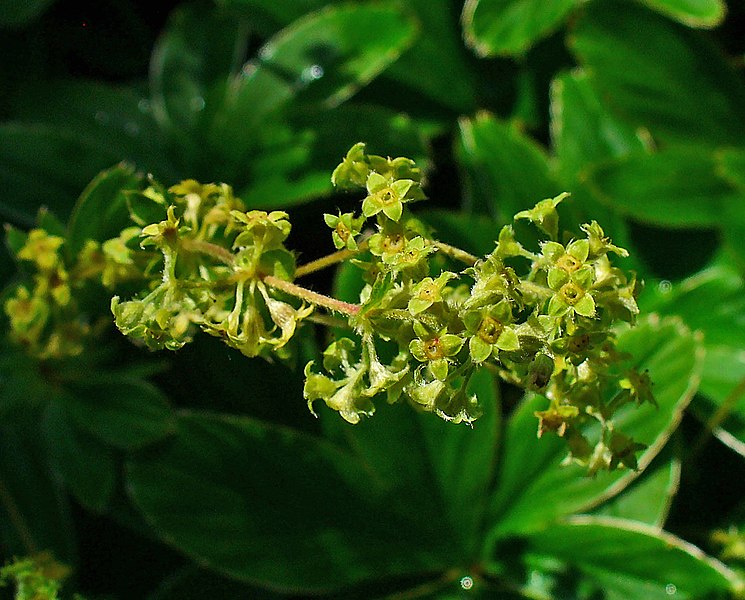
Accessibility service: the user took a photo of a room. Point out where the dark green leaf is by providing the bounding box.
[462,0,580,56]
[0,415,77,564]
[10,80,175,178]
[66,164,143,256]
[421,210,499,257]
[149,565,284,600]
[150,3,249,150]
[526,516,739,598]
[642,263,745,456]
[212,3,418,165]
[42,399,117,513]
[0,0,54,27]
[456,113,556,220]
[384,0,479,113]
[215,0,327,30]
[586,147,739,227]
[590,441,680,527]
[321,369,500,560]
[570,0,745,147]
[549,69,649,186]
[127,411,443,592]
[0,123,124,225]
[62,377,176,451]
[239,105,430,209]
[485,316,701,542]
[637,0,726,28]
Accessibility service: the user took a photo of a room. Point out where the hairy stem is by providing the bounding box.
[181,238,235,266]
[432,241,479,265]
[263,275,360,316]
[295,239,369,278]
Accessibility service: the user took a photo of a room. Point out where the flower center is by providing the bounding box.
[559,282,584,305]
[423,338,443,360]
[478,316,503,344]
[382,233,405,254]
[557,254,581,273]
[335,223,350,242]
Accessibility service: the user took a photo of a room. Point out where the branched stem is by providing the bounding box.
[181,238,235,266]
[295,239,369,278]
[432,241,479,265]
[263,275,360,316]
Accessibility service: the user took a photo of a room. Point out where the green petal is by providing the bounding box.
[382,200,403,222]
[440,334,465,356]
[391,179,414,198]
[567,238,589,262]
[430,359,449,381]
[366,171,388,193]
[496,327,520,351]
[548,294,569,317]
[323,213,338,228]
[469,335,492,363]
[573,265,595,288]
[409,339,428,362]
[361,195,383,217]
[548,268,569,290]
[574,293,596,317]
[542,241,565,261]
[408,297,433,315]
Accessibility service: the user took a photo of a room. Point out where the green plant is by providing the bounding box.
[3,0,745,598]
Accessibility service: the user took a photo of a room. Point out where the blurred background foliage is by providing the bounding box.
[2,0,745,598]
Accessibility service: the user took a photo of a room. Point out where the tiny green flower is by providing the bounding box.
[547,265,596,318]
[464,301,520,363]
[409,322,464,380]
[408,272,454,315]
[17,229,64,271]
[141,206,184,249]
[514,192,569,240]
[231,210,291,250]
[323,211,365,250]
[361,172,415,222]
[331,142,370,190]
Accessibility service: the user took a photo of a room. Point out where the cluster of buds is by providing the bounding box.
[3,143,652,472]
[306,143,650,472]
[3,223,105,359]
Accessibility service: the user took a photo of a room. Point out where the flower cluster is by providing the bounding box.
[3,223,107,359]
[3,143,652,472]
[108,181,313,360]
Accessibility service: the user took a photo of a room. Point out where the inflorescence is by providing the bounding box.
[3,143,652,472]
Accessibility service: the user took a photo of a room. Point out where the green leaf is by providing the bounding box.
[240,105,429,209]
[586,147,739,227]
[62,377,176,451]
[0,0,54,27]
[212,3,417,164]
[421,210,499,257]
[462,0,580,56]
[590,441,680,527]
[717,147,745,191]
[549,69,649,186]
[0,123,125,225]
[127,411,442,592]
[150,3,248,150]
[642,263,745,456]
[383,0,479,113]
[42,399,117,513]
[215,0,327,30]
[570,0,745,147]
[149,565,284,600]
[485,316,701,542]
[456,113,556,220]
[526,516,740,598]
[0,415,77,564]
[10,80,175,178]
[66,164,143,256]
[323,369,500,560]
[637,0,726,28]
